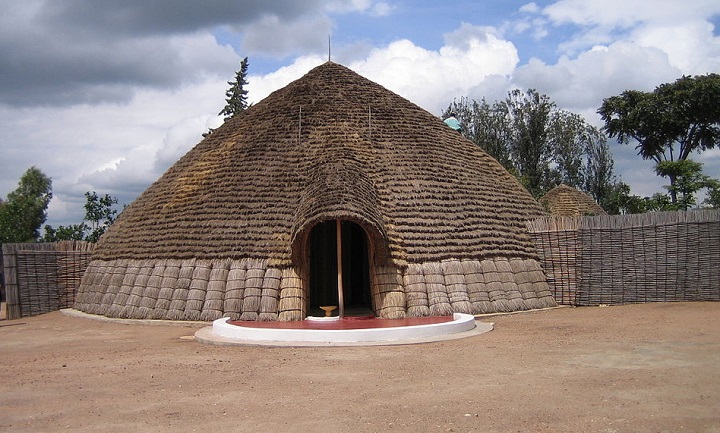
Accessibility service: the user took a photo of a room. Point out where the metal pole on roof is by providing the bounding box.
[336,219,345,318]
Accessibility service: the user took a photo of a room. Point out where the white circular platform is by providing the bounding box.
[194,313,493,347]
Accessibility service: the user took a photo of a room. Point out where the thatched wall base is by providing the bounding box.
[75,256,555,321]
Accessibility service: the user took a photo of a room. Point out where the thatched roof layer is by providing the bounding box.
[539,184,606,217]
[93,62,545,266]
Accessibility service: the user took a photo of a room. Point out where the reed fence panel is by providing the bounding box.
[1,241,95,319]
[528,210,720,306]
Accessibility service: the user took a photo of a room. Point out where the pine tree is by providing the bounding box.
[219,57,250,121]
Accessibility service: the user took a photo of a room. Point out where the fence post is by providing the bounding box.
[2,244,22,320]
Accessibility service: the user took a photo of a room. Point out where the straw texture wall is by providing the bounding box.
[76,257,555,320]
[75,62,556,321]
[528,210,720,305]
[1,241,94,319]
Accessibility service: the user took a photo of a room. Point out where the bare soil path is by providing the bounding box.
[1,302,719,433]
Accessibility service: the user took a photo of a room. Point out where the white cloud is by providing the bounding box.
[240,13,333,58]
[538,0,720,71]
[513,41,682,116]
[519,3,541,14]
[542,0,644,28]
[1,73,230,226]
[247,55,329,104]
[542,0,719,27]
[370,2,393,17]
[632,20,720,73]
[351,25,519,113]
[325,0,372,14]
[246,24,520,115]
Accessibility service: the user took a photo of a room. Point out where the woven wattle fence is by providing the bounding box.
[1,241,94,319]
[528,209,720,306]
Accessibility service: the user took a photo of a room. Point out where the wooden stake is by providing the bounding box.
[336,219,344,318]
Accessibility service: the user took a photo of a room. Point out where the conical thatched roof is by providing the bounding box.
[75,62,555,321]
[540,184,607,217]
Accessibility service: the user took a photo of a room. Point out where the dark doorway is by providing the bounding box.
[308,220,372,316]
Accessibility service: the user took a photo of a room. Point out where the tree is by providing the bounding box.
[655,159,713,210]
[0,166,52,243]
[599,73,720,204]
[704,179,720,209]
[219,57,250,121]
[42,224,87,242]
[505,89,557,197]
[83,191,119,242]
[43,191,120,242]
[584,135,617,211]
[601,182,643,214]
[446,89,619,202]
[447,97,513,168]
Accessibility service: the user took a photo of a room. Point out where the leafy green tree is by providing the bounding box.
[584,136,617,211]
[448,97,513,168]
[655,159,712,210]
[599,73,720,204]
[505,89,557,197]
[601,182,645,214]
[704,179,720,208]
[446,89,619,202]
[643,193,674,212]
[0,166,52,243]
[219,57,250,121]
[84,191,119,242]
[43,191,120,242]
[42,224,87,242]
[550,111,587,188]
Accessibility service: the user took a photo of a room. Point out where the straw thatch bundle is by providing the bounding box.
[403,263,431,318]
[277,267,305,321]
[75,62,556,321]
[137,260,165,318]
[200,259,230,321]
[152,259,181,319]
[166,259,195,320]
[222,259,247,320]
[442,260,473,314]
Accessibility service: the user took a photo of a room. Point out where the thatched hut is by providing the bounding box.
[539,184,607,217]
[75,62,556,321]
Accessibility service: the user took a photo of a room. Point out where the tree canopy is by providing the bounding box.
[43,191,120,243]
[0,166,53,243]
[598,73,720,205]
[446,90,618,208]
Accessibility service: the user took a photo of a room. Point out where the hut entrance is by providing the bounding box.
[308,220,373,317]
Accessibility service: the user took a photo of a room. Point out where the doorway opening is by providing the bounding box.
[308,220,373,317]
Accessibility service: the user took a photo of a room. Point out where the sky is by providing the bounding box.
[1,0,719,228]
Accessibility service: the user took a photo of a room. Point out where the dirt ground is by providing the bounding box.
[1,302,719,433]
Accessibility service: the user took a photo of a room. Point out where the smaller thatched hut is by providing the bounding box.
[539,184,607,217]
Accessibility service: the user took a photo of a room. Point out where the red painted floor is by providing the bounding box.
[228,315,454,330]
